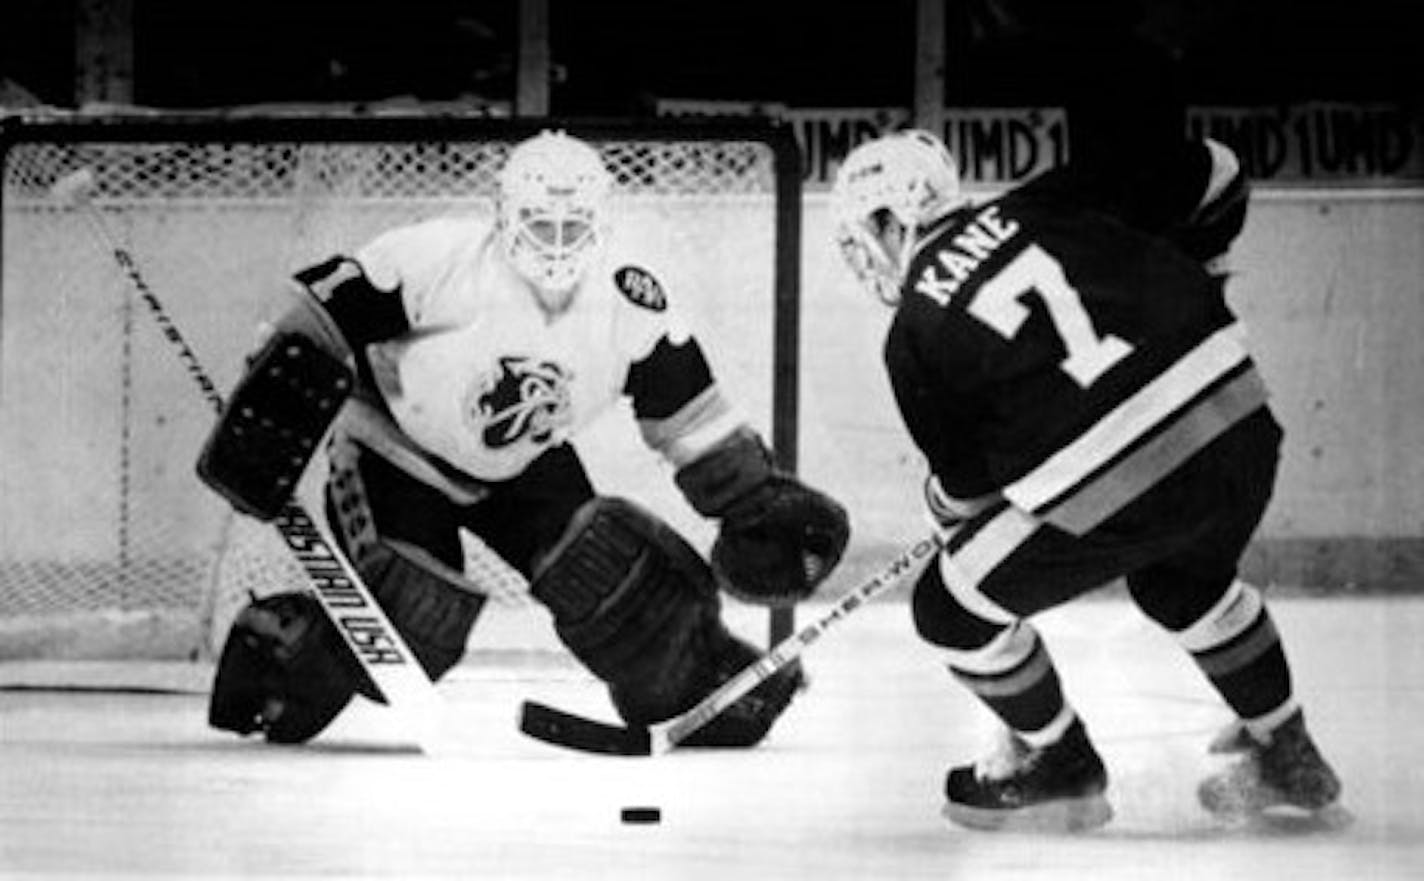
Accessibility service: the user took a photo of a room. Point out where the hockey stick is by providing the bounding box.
[50,168,447,753]
[519,532,943,755]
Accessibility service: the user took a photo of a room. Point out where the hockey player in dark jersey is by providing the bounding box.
[196,130,848,747]
[830,129,1341,831]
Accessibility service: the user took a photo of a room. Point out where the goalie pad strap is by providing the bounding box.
[196,331,352,520]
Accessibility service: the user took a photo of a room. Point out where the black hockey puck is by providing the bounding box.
[620,806,661,824]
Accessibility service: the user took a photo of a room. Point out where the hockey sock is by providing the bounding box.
[944,621,1069,735]
[1171,580,1294,722]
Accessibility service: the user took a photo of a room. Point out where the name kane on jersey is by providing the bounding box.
[913,205,1021,306]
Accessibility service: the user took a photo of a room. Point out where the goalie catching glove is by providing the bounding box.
[676,428,849,606]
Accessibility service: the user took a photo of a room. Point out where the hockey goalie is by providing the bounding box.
[195,130,849,746]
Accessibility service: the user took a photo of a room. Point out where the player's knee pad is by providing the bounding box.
[1157,579,1265,655]
[531,497,796,746]
[208,591,378,744]
[910,556,1009,652]
[1127,570,1238,634]
[911,562,1052,707]
[937,619,1043,683]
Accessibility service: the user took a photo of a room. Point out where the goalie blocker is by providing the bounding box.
[196,330,353,520]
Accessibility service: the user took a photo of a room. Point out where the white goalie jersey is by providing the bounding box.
[334,214,743,486]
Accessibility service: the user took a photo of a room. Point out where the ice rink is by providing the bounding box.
[3,592,1421,879]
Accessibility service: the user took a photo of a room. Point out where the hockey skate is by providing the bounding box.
[1198,710,1345,823]
[943,718,1113,833]
[1206,719,1254,754]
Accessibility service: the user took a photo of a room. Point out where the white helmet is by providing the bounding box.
[830,129,963,306]
[496,131,613,312]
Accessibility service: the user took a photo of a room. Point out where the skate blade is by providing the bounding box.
[1209,801,1355,834]
[943,793,1114,834]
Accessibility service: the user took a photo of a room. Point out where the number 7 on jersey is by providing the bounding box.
[967,245,1133,387]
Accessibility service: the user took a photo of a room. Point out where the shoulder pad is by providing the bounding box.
[294,256,377,303]
[613,265,667,312]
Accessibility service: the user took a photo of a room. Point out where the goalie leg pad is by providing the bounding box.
[207,537,485,745]
[208,445,487,745]
[531,497,800,746]
[208,591,377,744]
[196,331,353,520]
[325,441,488,680]
[530,496,719,688]
[361,540,488,680]
[674,631,807,749]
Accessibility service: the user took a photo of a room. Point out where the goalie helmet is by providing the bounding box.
[496,130,614,313]
[830,129,963,306]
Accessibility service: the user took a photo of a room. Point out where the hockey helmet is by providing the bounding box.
[830,129,963,306]
[496,130,613,313]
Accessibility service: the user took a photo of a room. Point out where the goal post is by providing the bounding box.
[0,113,802,669]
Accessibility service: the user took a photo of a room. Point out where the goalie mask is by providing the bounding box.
[830,129,963,306]
[496,131,613,314]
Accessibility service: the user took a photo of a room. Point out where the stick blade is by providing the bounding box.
[518,701,652,756]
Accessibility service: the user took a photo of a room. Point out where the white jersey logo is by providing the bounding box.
[466,355,574,449]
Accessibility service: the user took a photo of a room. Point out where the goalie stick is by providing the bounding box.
[50,168,447,753]
[519,532,943,756]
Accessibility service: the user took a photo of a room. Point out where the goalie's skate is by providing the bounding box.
[1198,710,1343,821]
[942,718,1113,833]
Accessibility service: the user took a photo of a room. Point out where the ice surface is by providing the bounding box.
[2,596,1420,879]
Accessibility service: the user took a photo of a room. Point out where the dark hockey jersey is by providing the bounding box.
[885,139,1265,535]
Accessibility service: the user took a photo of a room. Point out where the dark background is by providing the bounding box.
[2,0,1417,111]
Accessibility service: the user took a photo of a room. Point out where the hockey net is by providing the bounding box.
[0,115,800,683]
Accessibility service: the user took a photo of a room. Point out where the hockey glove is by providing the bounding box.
[676,428,849,607]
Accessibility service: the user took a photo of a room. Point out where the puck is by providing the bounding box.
[620,806,661,824]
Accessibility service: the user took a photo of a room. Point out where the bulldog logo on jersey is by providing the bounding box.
[466,355,574,450]
[614,265,667,311]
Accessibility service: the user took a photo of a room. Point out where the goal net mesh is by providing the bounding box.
[0,117,795,673]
